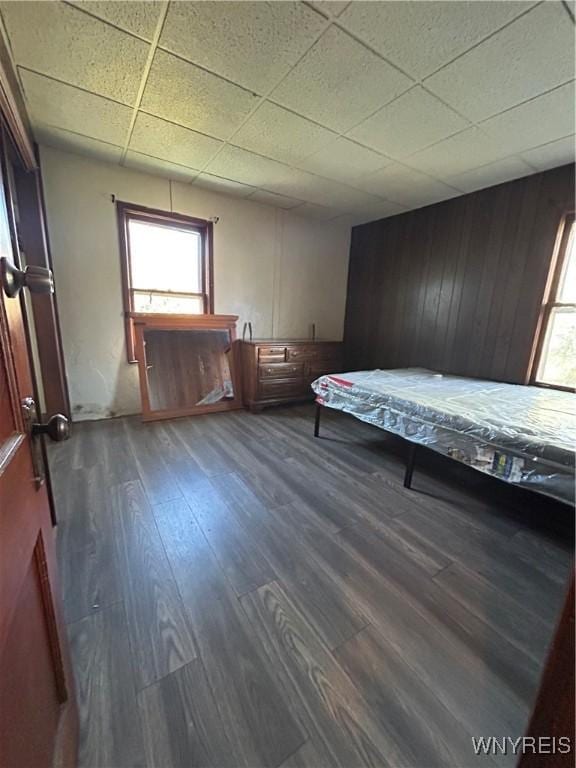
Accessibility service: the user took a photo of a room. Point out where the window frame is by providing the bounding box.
[116,201,214,363]
[530,210,575,393]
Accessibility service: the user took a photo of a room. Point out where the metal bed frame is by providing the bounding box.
[313,401,418,489]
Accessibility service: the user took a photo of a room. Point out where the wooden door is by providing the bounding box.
[0,144,77,764]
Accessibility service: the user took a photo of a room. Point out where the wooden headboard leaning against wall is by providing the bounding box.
[344,164,575,384]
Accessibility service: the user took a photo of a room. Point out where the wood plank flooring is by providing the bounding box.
[49,405,574,768]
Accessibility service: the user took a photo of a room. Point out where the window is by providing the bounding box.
[532,213,575,391]
[117,202,213,362]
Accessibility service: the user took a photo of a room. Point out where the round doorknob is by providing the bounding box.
[32,414,70,442]
[1,257,54,298]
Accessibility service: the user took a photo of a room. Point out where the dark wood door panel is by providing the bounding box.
[0,544,63,768]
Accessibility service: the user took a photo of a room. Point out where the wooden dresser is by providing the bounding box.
[240,340,343,411]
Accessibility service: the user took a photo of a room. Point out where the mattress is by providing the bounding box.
[312,368,576,506]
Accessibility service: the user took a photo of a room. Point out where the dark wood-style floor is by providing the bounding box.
[49,404,573,768]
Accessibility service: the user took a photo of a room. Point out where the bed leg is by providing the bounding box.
[404,443,417,489]
[314,402,321,438]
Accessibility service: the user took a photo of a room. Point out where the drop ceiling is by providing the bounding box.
[1,0,574,224]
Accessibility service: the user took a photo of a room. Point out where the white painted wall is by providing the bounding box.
[39,146,351,420]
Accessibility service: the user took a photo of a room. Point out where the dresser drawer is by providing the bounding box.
[258,346,287,362]
[258,378,310,400]
[259,362,304,379]
[286,345,340,362]
[241,340,342,411]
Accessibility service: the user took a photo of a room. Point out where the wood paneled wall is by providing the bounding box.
[344,164,574,383]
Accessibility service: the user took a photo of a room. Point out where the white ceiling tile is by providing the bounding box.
[292,202,343,221]
[68,1,163,40]
[124,151,199,182]
[425,3,575,122]
[349,201,409,225]
[298,137,390,183]
[193,173,255,198]
[20,69,132,146]
[2,1,148,105]
[309,2,350,19]
[5,0,570,219]
[564,0,576,20]
[259,165,337,202]
[34,123,122,163]
[159,1,326,94]
[446,156,534,194]
[480,81,576,157]
[263,167,384,211]
[332,189,391,215]
[347,213,374,226]
[348,198,407,223]
[356,163,459,208]
[211,157,357,212]
[141,50,259,140]
[322,183,386,213]
[406,127,509,179]
[205,145,295,189]
[271,26,413,132]
[247,189,303,210]
[349,86,469,158]
[338,1,535,79]
[130,113,222,169]
[521,135,576,171]
[232,102,336,165]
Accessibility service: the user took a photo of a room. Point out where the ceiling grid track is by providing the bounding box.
[190,8,337,186]
[120,0,170,164]
[145,0,566,209]
[3,0,573,222]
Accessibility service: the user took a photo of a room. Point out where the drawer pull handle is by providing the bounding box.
[263,365,300,375]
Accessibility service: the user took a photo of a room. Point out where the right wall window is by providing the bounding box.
[533,213,575,391]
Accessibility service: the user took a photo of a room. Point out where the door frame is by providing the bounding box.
[0,23,70,419]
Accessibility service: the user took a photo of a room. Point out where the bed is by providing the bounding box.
[311,368,575,506]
